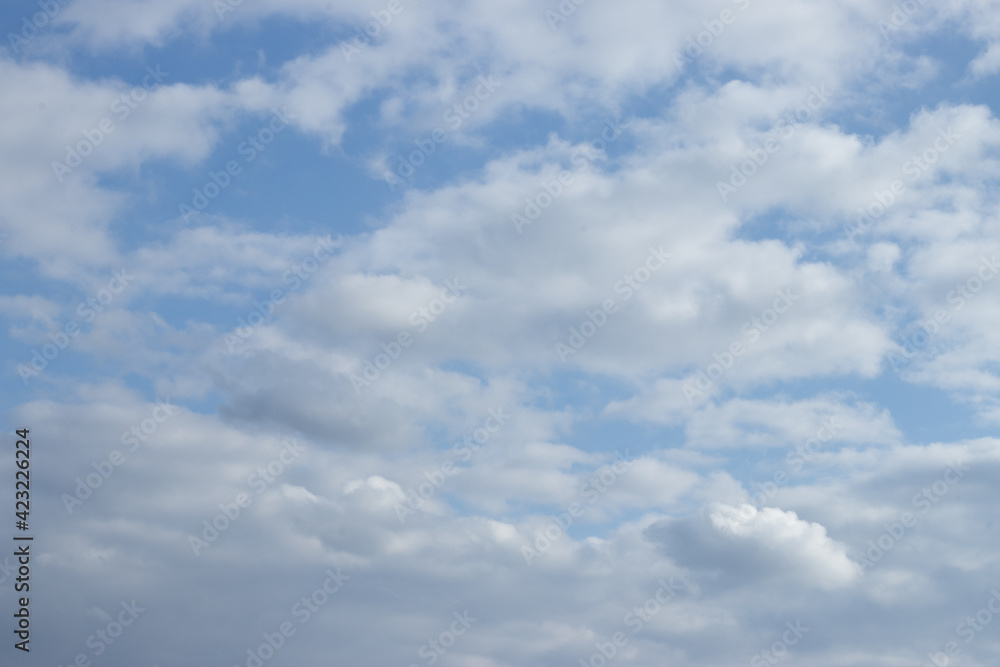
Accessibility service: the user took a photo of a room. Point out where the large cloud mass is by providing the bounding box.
[2,0,1000,665]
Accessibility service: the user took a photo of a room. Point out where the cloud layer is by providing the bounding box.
[3,0,1000,665]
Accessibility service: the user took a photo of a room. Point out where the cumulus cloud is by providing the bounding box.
[648,503,858,591]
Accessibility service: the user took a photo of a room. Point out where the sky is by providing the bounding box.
[2,0,1000,665]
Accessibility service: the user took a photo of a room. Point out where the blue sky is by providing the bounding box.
[3,1,1000,666]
